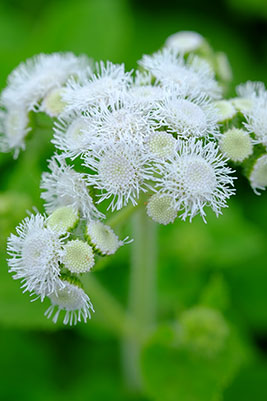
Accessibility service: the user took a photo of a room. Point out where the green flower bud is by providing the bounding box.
[86,221,123,256]
[147,193,177,225]
[47,206,79,233]
[42,88,66,117]
[220,128,253,162]
[148,131,176,159]
[63,239,95,273]
[214,100,236,122]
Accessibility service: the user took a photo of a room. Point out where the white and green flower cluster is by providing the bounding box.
[2,31,266,325]
[7,207,125,325]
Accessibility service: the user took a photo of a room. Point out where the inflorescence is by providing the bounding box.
[1,31,266,325]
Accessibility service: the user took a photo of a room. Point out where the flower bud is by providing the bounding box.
[63,239,95,273]
[147,193,177,225]
[47,206,79,233]
[220,128,253,162]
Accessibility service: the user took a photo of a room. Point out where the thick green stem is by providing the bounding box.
[121,207,157,391]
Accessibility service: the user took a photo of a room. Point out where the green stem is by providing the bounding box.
[121,207,157,391]
[107,200,143,229]
[82,274,142,340]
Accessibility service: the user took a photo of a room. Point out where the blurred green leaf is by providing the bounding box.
[141,321,246,401]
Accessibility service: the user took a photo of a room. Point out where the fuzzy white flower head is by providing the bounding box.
[52,113,91,158]
[236,81,266,99]
[81,96,154,147]
[7,213,66,301]
[129,71,165,106]
[61,61,132,113]
[83,139,155,211]
[86,221,125,255]
[139,49,221,99]
[41,156,104,220]
[214,100,237,122]
[249,154,267,194]
[154,92,219,139]
[146,193,177,225]
[232,81,266,114]
[0,106,30,158]
[63,240,95,273]
[146,131,177,159]
[220,128,253,162]
[243,99,267,149]
[1,53,89,111]
[165,31,205,53]
[45,280,94,325]
[155,138,235,222]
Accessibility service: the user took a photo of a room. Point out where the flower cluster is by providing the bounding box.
[2,30,266,325]
[7,208,125,325]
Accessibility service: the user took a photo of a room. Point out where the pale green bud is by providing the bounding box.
[220,128,253,162]
[165,31,205,53]
[147,193,177,225]
[47,206,79,233]
[215,52,232,83]
[42,88,66,117]
[86,221,123,255]
[63,239,95,273]
[148,132,176,159]
[231,97,253,114]
[214,100,236,122]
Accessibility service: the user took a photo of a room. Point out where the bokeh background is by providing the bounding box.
[0,0,267,400]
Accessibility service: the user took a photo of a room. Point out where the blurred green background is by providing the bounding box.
[0,0,267,400]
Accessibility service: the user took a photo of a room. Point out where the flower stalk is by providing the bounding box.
[122,206,157,390]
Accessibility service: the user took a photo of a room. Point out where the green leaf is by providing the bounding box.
[141,319,246,401]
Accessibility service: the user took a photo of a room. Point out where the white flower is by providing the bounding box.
[236,81,266,99]
[86,221,126,255]
[41,156,104,220]
[7,213,66,301]
[146,193,177,225]
[52,113,91,158]
[165,31,205,53]
[1,53,89,111]
[234,82,267,148]
[249,154,267,194]
[139,48,221,99]
[0,106,30,158]
[243,98,267,149]
[128,71,165,106]
[61,61,132,113]
[81,96,154,146]
[83,139,155,211]
[45,280,94,325]
[154,92,219,139]
[154,138,235,222]
[220,128,253,162]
